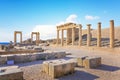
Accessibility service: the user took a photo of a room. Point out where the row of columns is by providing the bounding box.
[57,20,115,48]
[57,24,83,46]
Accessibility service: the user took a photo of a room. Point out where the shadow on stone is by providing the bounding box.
[58,70,99,80]
[95,64,120,72]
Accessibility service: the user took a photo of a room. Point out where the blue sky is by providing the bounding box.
[0,0,120,42]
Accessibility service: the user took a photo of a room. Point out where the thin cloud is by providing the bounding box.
[32,14,78,40]
[85,15,100,20]
[56,14,78,26]
[32,25,56,40]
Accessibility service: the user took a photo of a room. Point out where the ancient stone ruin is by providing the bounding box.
[56,20,115,48]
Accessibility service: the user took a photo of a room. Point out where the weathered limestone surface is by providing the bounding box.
[43,59,66,74]
[43,59,75,78]
[0,52,66,65]
[110,20,114,48]
[97,22,101,47]
[0,67,23,80]
[0,56,7,65]
[78,24,82,46]
[77,56,88,67]
[87,24,91,46]
[49,62,74,78]
[83,57,101,68]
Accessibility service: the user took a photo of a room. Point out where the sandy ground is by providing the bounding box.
[1,46,120,80]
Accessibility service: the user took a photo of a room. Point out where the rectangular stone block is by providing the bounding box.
[83,57,101,68]
[63,62,75,75]
[0,68,23,80]
[14,54,26,63]
[7,55,15,60]
[42,59,66,74]
[54,51,66,59]
[0,55,7,65]
[25,54,37,62]
[77,56,88,67]
[48,60,74,78]
[49,63,63,78]
[67,58,77,67]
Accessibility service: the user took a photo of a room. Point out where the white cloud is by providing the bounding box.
[56,14,78,26]
[31,14,78,40]
[66,14,78,23]
[32,25,56,40]
[85,15,100,20]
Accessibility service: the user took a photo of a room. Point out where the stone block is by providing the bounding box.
[14,54,26,63]
[77,56,88,67]
[0,55,7,65]
[0,68,23,80]
[83,57,101,68]
[47,60,74,78]
[54,51,66,58]
[43,59,66,74]
[67,58,77,67]
[7,55,15,60]
[63,62,75,75]
[25,54,37,62]
[49,62,63,78]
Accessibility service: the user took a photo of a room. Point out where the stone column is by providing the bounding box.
[36,33,38,45]
[31,33,33,43]
[72,27,75,46]
[87,24,91,46]
[36,32,39,45]
[38,32,40,43]
[66,29,68,45]
[14,32,16,44]
[97,22,101,47]
[20,33,22,43]
[61,29,64,46]
[110,20,114,48]
[57,30,59,45]
[78,24,82,46]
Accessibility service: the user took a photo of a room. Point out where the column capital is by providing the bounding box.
[78,24,82,27]
[98,22,101,24]
[110,20,114,22]
[87,24,91,26]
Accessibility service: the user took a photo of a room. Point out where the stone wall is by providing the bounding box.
[0,52,66,65]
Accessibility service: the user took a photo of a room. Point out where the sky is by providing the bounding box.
[0,0,120,42]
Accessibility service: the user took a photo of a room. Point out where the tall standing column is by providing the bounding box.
[37,32,39,45]
[38,32,40,43]
[61,29,64,46]
[31,33,33,43]
[66,29,68,46]
[14,32,16,44]
[57,30,59,45]
[36,33,38,45]
[110,20,114,48]
[97,22,101,47]
[20,33,22,43]
[78,24,82,46]
[72,27,75,46]
[87,24,91,46]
